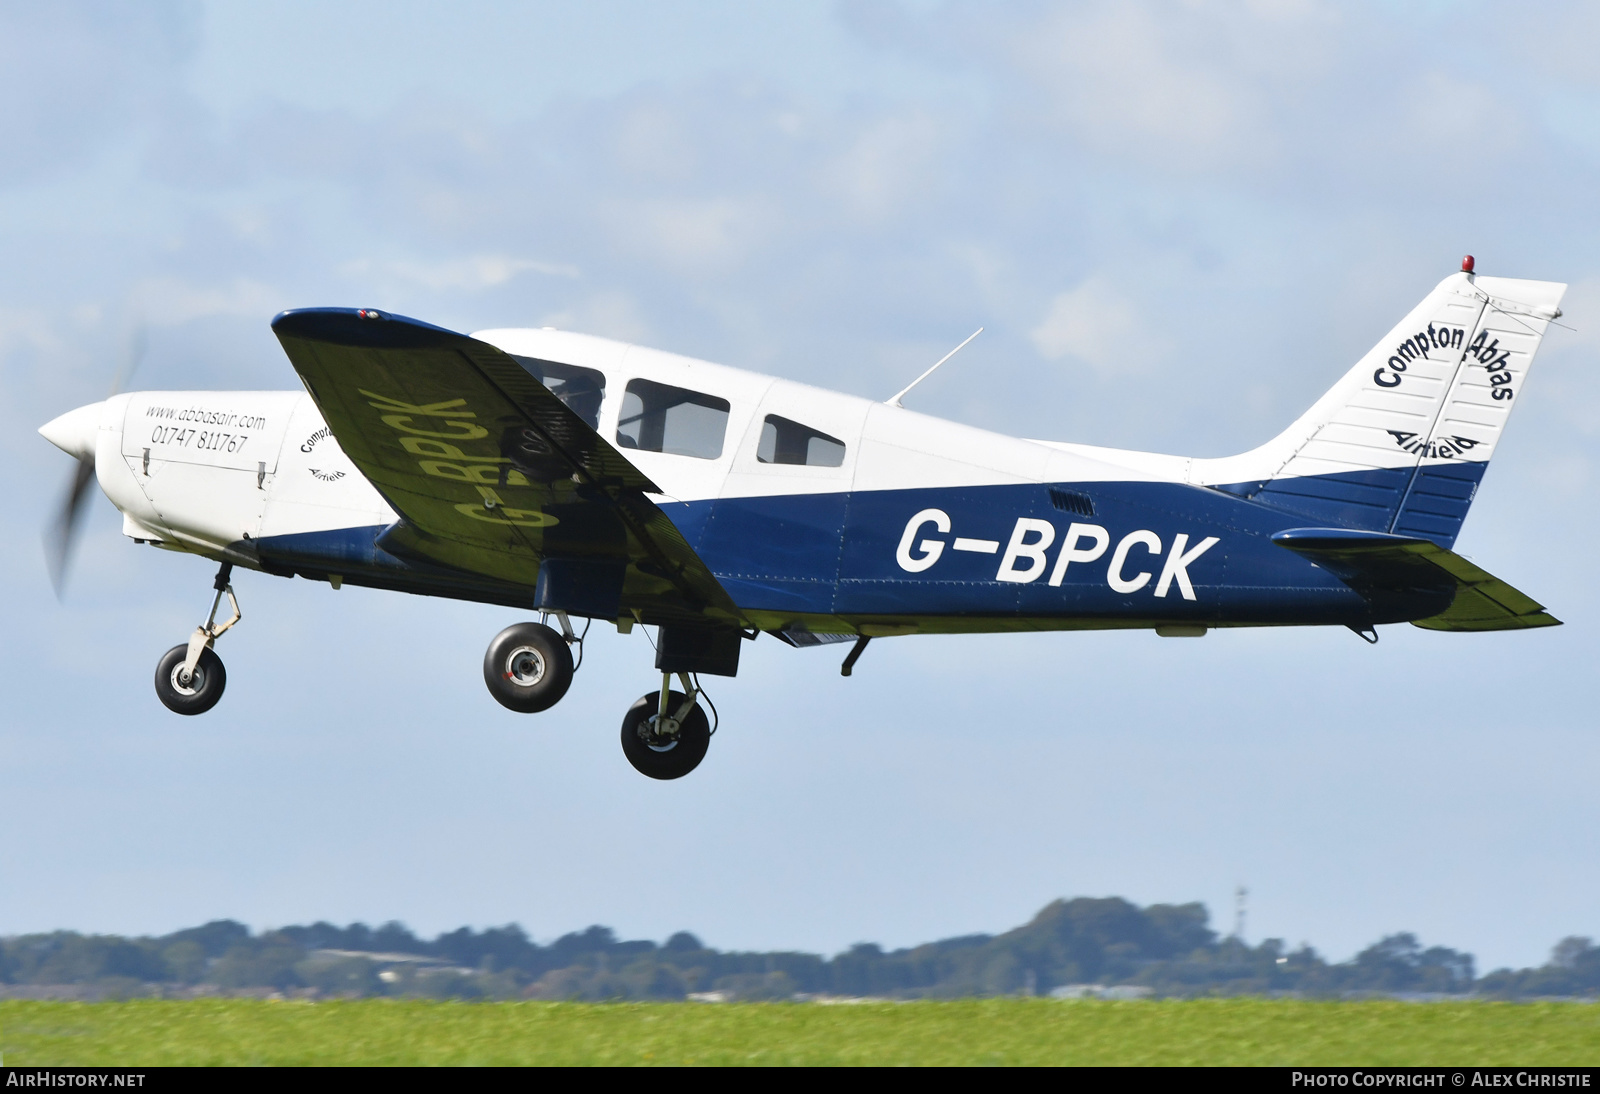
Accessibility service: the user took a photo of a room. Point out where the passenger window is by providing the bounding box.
[757,414,846,467]
[616,379,730,459]
[513,356,606,430]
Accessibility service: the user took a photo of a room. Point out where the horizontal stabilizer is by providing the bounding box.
[1271,527,1559,632]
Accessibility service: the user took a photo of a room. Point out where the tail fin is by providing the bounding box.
[1195,267,1566,547]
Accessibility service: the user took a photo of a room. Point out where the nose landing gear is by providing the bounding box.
[154,562,239,715]
[620,674,712,780]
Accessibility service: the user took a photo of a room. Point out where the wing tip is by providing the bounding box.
[1411,611,1562,632]
[272,307,465,350]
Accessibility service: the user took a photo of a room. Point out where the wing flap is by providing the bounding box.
[1271,527,1559,632]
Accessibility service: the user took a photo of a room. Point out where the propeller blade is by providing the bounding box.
[46,455,98,598]
[109,323,147,397]
[44,322,145,597]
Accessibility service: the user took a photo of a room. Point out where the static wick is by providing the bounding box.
[887,327,983,408]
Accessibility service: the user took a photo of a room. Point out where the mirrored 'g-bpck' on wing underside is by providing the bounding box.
[271,307,743,628]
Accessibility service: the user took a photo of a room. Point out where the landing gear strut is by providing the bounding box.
[154,562,239,715]
[620,673,711,780]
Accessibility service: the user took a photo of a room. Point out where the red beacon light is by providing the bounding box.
[1461,255,1475,273]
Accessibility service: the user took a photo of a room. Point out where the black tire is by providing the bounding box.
[483,622,573,713]
[620,690,710,780]
[154,644,227,715]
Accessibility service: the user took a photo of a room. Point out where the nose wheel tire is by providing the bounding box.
[154,644,227,715]
[483,622,574,713]
[620,690,710,780]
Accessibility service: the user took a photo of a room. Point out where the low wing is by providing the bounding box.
[272,307,743,627]
[1272,528,1559,631]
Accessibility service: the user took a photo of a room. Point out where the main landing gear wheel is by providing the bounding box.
[154,644,226,715]
[620,689,710,780]
[483,622,574,713]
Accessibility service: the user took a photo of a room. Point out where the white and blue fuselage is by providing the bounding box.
[43,269,1566,643]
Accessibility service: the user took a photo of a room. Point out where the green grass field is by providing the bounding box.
[2,998,1597,1066]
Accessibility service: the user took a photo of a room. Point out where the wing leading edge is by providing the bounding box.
[1272,527,1559,631]
[271,307,743,627]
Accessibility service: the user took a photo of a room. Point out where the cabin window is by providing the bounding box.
[616,379,730,459]
[757,414,846,467]
[513,356,606,430]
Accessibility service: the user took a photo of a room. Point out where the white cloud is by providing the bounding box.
[820,110,943,221]
[340,255,581,293]
[602,197,774,274]
[0,307,65,357]
[127,276,282,327]
[539,290,653,345]
[992,0,1342,171]
[1030,276,1168,375]
[1393,71,1524,168]
[610,101,699,182]
[0,2,197,183]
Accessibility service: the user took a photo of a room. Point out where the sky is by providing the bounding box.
[3,0,1598,972]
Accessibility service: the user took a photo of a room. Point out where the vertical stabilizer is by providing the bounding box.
[1194,267,1565,547]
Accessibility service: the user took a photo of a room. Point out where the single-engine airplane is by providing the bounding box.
[40,257,1565,778]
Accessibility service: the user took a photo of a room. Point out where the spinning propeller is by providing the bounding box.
[42,326,146,597]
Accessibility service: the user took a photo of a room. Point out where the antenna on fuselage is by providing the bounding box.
[886,327,983,408]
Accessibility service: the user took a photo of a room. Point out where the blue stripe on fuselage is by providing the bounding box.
[249,464,1480,627]
[682,468,1479,625]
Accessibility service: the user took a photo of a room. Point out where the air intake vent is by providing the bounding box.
[1048,487,1095,517]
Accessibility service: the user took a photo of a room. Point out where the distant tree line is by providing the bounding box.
[1,898,1594,1001]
